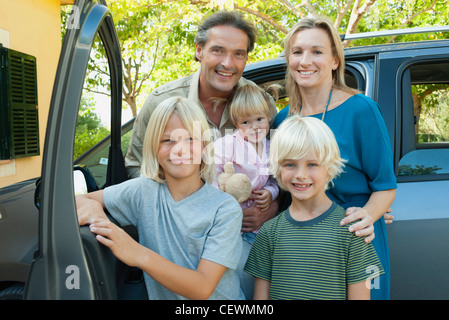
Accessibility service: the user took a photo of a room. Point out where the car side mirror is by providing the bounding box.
[34,166,99,209]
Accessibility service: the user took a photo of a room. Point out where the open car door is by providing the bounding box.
[24,0,130,299]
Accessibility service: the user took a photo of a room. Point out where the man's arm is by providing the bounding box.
[241,198,278,232]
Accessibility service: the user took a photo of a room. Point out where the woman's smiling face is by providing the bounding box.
[288,28,339,90]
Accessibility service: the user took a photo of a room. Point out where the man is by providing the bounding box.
[124,11,278,299]
[126,11,266,175]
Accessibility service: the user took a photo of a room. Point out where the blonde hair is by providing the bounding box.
[269,116,345,190]
[140,96,215,183]
[284,17,359,115]
[229,84,277,125]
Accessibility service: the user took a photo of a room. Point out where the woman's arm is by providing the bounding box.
[253,277,271,300]
[341,189,396,243]
[90,218,226,300]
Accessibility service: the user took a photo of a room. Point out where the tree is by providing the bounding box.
[199,0,448,47]
[413,84,449,142]
[74,96,110,159]
[62,0,449,117]
[62,1,203,117]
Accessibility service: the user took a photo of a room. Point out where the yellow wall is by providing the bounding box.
[0,0,64,187]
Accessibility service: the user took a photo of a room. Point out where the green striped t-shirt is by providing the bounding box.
[244,202,384,300]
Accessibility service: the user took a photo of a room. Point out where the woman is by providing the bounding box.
[273,17,396,300]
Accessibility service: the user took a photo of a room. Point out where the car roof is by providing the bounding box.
[245,39,449,72]
[344,39,449,57]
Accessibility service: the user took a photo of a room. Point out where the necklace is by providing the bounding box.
[299,88,333,122]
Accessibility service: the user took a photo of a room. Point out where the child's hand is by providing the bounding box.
[76,196,107,226]
[89,218,144,268]
[253,189,272,211]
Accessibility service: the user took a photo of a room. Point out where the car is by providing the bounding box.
[1,0,449,299]
[244,31,449,300]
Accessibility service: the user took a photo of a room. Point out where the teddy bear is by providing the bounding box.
[217,163,252,204]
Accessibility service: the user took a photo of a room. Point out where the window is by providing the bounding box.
[414,82,449,144]
[0,46,39,159]
[73,33,111,188]
[345,65,366,93]
[72,28,129,189]
[398,61,449,177]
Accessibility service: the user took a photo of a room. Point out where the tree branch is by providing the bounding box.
[386,0,437,43]
[275,0,304,18]
[334,0,355,29]
[82,87,111,97]
[234,4,289,34]
[342,0,378,47]
[304,0,318,17]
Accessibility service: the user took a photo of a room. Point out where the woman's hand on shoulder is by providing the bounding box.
[340,207,375,243]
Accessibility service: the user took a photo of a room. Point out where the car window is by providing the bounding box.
[398,60,449,177]
[345,66,365,93]
[74,33,112,188]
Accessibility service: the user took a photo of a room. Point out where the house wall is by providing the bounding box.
[0,0,68,187]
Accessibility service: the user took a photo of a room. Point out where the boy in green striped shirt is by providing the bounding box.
[244,116,384,300]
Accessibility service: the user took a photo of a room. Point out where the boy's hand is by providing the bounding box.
[89,218,144,268]
[76,196,107,226]
[253,189,272,211]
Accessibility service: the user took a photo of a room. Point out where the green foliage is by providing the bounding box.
[398,164,441,176]
[416,85,449,142]
[60,0,449,117]
[74,97,110,160]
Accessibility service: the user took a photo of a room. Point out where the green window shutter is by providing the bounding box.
[0,45,39,160]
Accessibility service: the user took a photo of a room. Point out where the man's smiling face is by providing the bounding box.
[195,25,249,98]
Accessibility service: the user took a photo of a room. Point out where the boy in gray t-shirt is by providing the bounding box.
[77,97,244,300]
[104,176,244,300]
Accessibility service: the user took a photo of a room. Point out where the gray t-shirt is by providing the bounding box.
[103,175,245,300]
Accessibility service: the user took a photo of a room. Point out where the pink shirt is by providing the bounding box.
[213,130,279,209]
